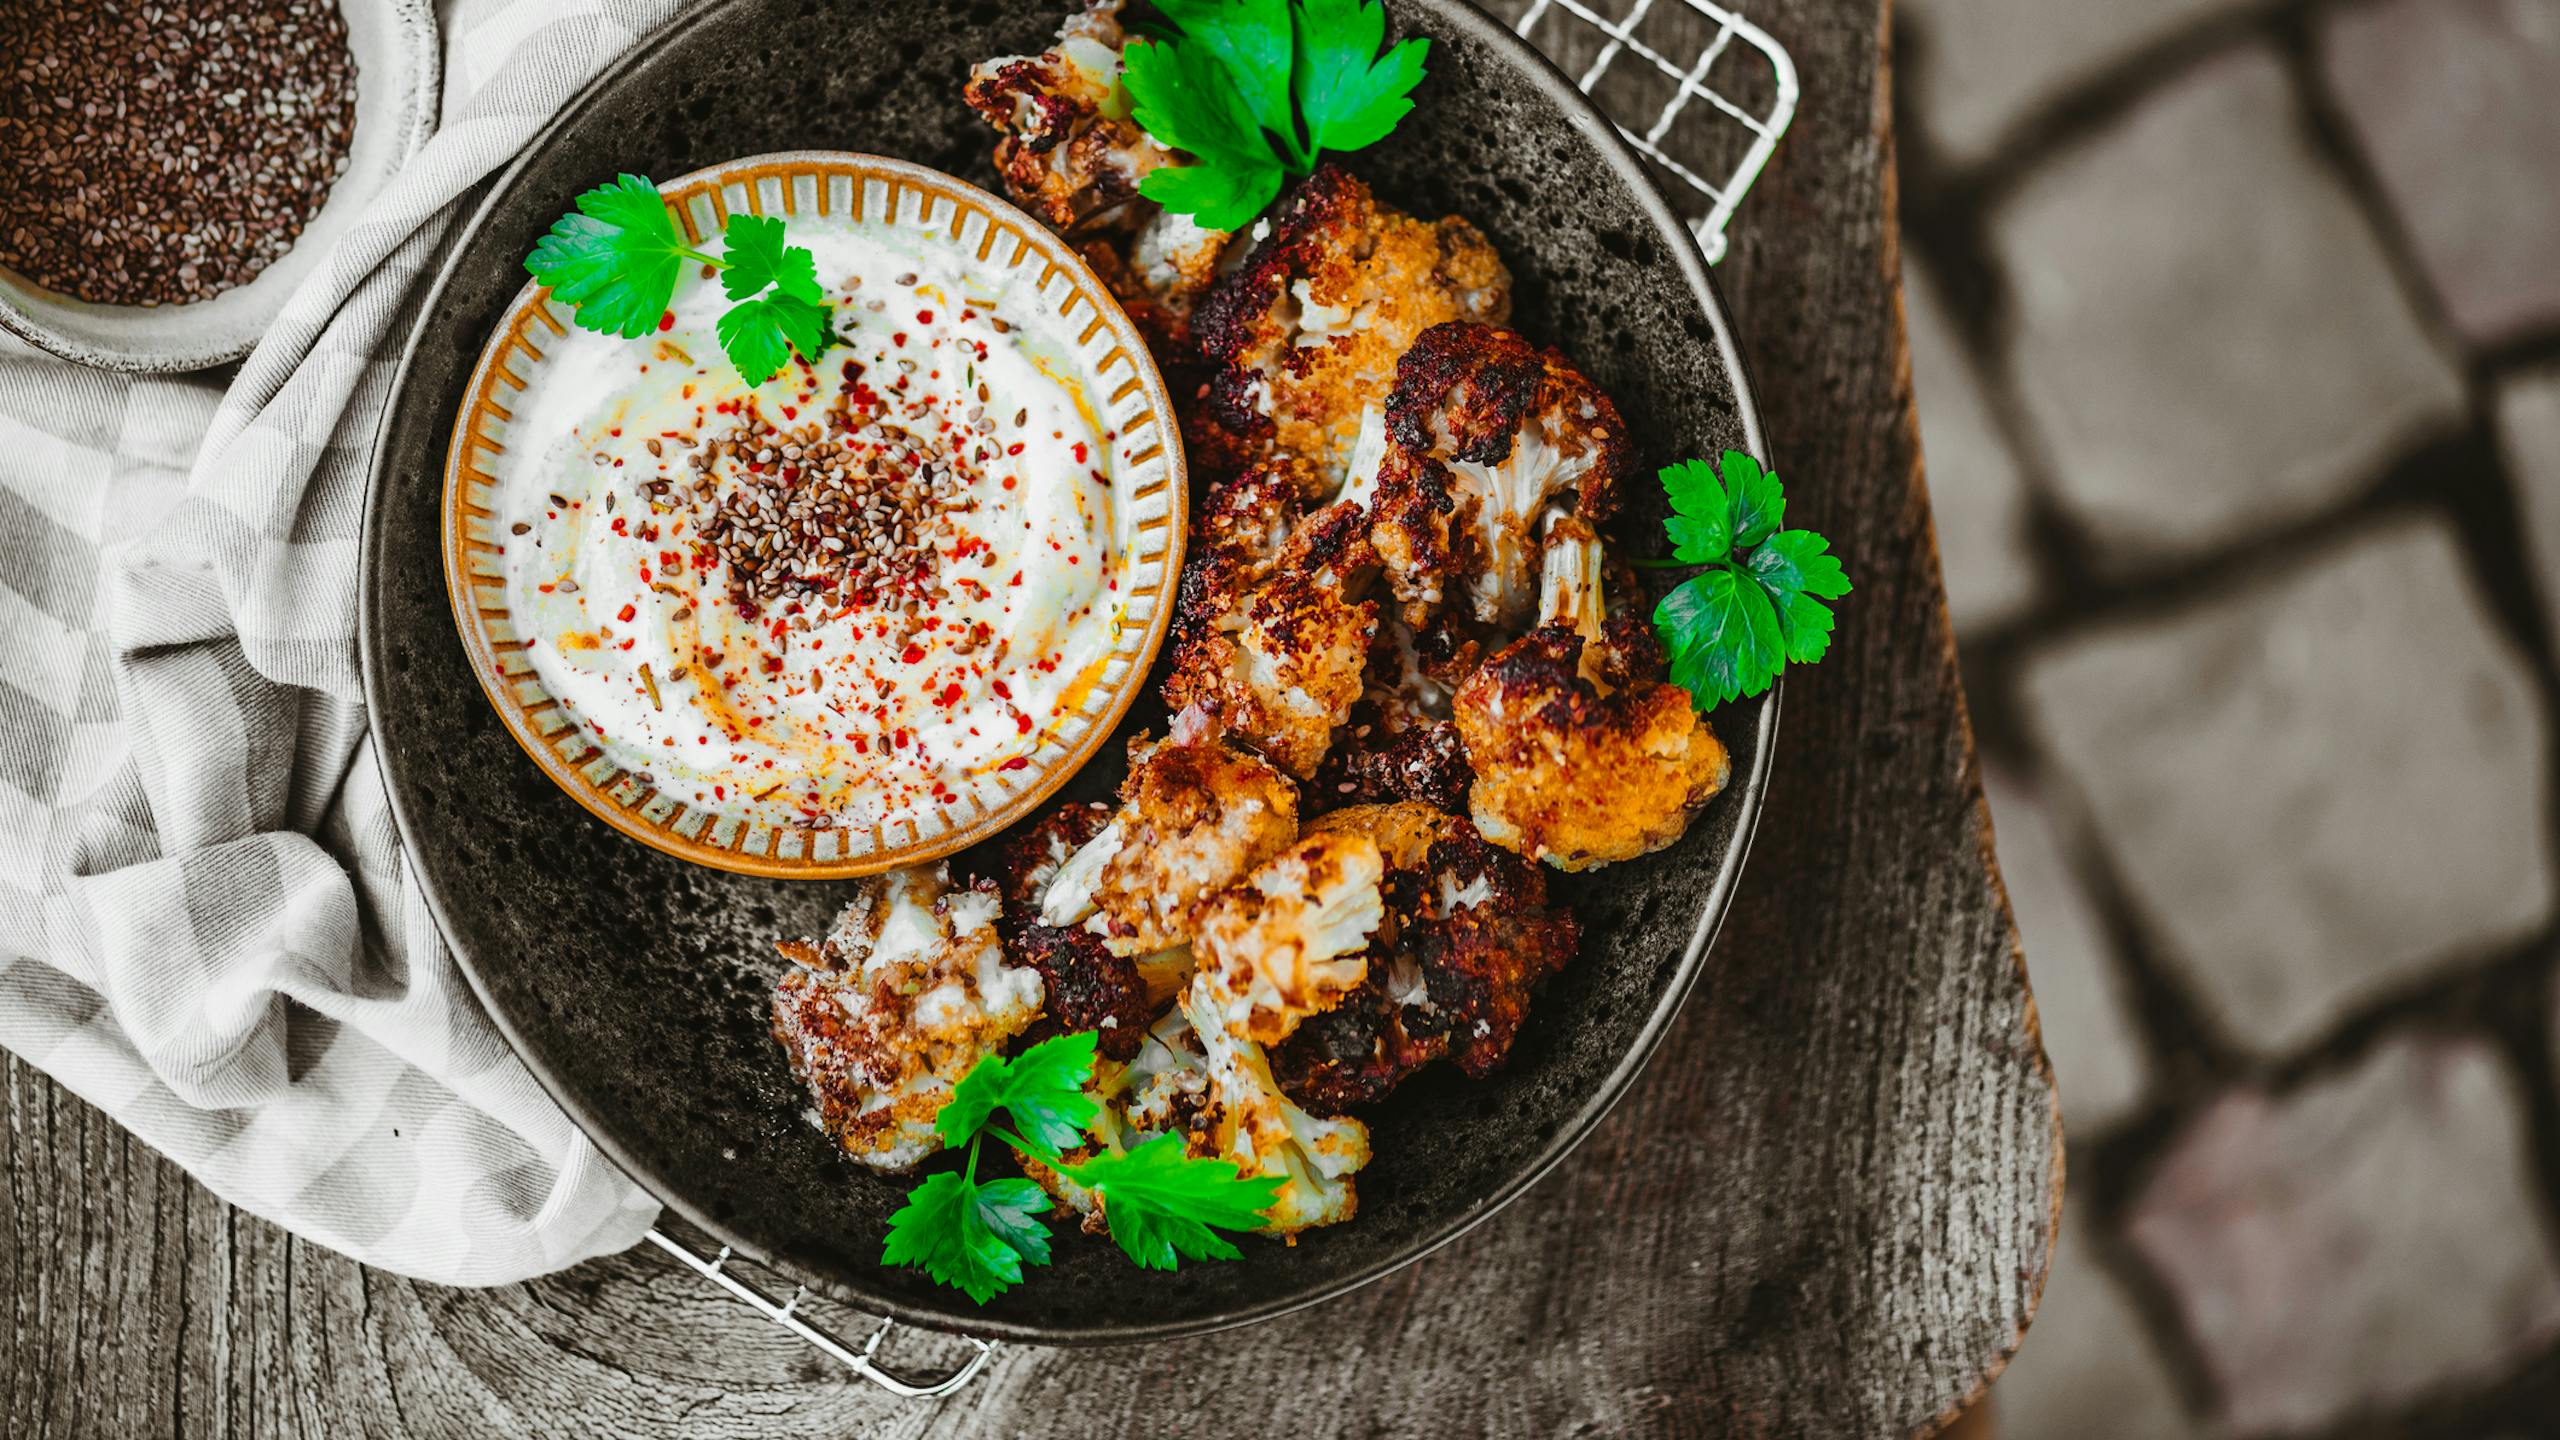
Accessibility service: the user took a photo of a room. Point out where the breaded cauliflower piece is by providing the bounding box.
[1037,725,1301,958]
[1370,321,1636,631]
[963,0,1229,344]
[1194,831,1387,1044]
[1454,525,1731,870]
[1190,165,1511,487]
[768,865,1044,1171]
[1269,805,1580,1111]
[1162,466,1382,778]
[1181,974,1372,1234]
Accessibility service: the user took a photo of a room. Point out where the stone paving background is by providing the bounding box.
[1890,0,2560,1432]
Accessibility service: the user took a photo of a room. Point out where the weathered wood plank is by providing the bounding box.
[0,0,2055,1433]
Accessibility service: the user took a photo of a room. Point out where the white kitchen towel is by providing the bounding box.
[0,0,703,1285]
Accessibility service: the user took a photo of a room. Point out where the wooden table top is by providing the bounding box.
[0,1,2059,1435]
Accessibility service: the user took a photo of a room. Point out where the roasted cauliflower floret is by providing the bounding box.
[1194,831,1387,1044]
[1181,973,1372,1234]
[1269,805,1579,1111]
[1370,322,1636,631]
[1037,726,1301,957]
[963,0,1229,343]
[1191,165,1511,487]
[1454,526,1731,870]
[1163,467,1381,778]
[986,801,1154,1060]
[768,865,1043,1171]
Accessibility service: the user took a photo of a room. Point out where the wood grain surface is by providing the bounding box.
[0,0,2060,1434]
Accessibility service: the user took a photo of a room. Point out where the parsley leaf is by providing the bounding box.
[1291,0,1430,154]
[524,174,709,339]
[1659,456,1733,564]
[936,1030,1102,1156]
[1651,452,1850,706]
[1748,529,1853,665]
[1720,449,1785,548]
[1064,1134,1284,1270]
[1156,0,1300,163]
[718,213,824,304]
[1126,33,1288,231]
[1657,566,1784,706]
[1124,0,1428,229]
[881,1168,1054,1304]
[714,289,832,389]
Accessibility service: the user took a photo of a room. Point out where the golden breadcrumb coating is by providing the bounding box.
[1162,466,1381,778]
[768,865,1043,1171]
[1191,165,1511,486]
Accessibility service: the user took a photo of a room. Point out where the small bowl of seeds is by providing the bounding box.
[0,0,440,373]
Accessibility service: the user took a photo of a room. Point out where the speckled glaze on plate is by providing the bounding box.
[361,0,1776,1345]
[443,153,1185,879]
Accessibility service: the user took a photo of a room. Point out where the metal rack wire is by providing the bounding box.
[1513,0,1798,261]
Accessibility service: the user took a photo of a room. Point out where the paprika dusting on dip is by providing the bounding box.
[496,200,1137,839]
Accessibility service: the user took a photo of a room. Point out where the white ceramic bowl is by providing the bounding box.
[0,0,440,372]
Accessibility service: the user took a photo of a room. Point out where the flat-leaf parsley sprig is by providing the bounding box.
[1123,0,1430,230]
[1649,451,1852,707]
[882,1030,1284,1303]
[523,174,834,388]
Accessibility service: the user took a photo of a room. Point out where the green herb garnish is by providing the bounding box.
[1651,451,1852,707]
[1124,0,1430,230]
[523,176,834,387]
[882,1030,1284,1302]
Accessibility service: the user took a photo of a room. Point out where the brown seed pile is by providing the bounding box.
[0,0,360,307]
[685,405,984,619]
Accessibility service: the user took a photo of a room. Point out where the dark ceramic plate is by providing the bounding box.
[359,0,1775,1345]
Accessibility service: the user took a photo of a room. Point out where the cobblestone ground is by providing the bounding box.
[1893,0,2560,1432]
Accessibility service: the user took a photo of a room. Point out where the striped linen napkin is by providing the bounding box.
[0,0,698,1285]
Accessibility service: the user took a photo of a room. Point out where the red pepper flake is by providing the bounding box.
[900,643,926,665]
[1006,442,1024,457]
[1014,713,1032,734]
[916,309,933,324]
[616,603,637,622]
[892,332,908,348]
[1000,756,1030,771]
[1072,442,1088,464]
[658,312,675,332]
[938,683,965,707]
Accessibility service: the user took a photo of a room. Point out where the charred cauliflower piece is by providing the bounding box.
[963,1,1228,343]
[1037,726,1301,960]
[769,865,1043,1170]
[1310,613,1483,813]
[1194,831,1388,1044]
[1370,322,1636,631]
[1162,464,1381,778]
[1269,804,1579,1111]
[1454,525,1731,870]
[1191,166,1511,487]
[988,802,1154,1061]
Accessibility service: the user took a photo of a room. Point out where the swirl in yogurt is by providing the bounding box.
[499,215,1133,835]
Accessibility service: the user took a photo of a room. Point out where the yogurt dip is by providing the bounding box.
[497,203,1141,838]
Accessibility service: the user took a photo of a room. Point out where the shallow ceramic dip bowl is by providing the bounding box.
[363,0,1775,1345]
[443,153,1185,879]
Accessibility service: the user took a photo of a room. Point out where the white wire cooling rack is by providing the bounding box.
[1512,0,1799,262]
[649,3,1800,1399]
